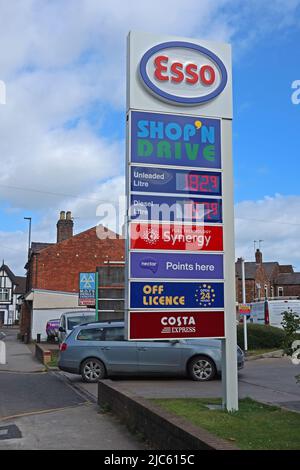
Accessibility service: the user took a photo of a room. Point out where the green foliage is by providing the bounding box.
[281,310,300,355]
[237,323,284,350]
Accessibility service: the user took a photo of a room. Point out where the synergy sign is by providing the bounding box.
[130,223,223,251]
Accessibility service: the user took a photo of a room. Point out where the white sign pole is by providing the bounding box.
[241,258,248,352]
[221,119,238,411]
[126,31,238,411]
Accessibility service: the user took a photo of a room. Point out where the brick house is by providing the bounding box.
[236,249,300,303]
[20,211,125,339]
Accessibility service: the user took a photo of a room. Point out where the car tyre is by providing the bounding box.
[188,355,216,381]
[81,358,106,383]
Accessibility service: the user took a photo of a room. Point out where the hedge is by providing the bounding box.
[237,323,285,350]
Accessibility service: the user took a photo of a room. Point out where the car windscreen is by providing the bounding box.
[67,315,95,330]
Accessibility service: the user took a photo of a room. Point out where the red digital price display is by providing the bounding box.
[176,199,222,223]
[131,166,221,197]
[176,173,220,194]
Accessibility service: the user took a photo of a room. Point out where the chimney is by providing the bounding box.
[57,210,73,243]
[255,249,262,264]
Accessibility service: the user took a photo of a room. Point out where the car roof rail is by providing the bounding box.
[79,320,124,327]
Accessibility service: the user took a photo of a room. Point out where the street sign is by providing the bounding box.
[126,31,238,410]
[238,303,251,315]
[130,281,224,309]
[79,272,96,306]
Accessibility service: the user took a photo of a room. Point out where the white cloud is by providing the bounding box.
[235,194,300,270]
[1,0,300,274]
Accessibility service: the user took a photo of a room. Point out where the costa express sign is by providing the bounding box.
[129,311,225,339]
[139,41,227,105]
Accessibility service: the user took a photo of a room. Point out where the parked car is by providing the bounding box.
[46,319,60,342]
[58,310,96,343]
[58,321,244,383]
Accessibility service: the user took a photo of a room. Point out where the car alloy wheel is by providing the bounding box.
[189,356,216,381]
[81,359,105,383]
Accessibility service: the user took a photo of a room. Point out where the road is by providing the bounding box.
[1,328,300,449]
[0,329,145,450]
[64,356,300,411]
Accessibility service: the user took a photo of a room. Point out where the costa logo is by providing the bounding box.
[161,316,196,327]
[139,41,228,105]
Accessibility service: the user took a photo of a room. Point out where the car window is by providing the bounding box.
[77,328,104,341]
[104,327,125,341]
[67,315,95,330]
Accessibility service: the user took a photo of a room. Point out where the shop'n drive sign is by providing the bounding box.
[126,31,234,342]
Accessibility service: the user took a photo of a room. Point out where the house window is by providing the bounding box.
[0,288,10,302]
[278,287,283,297]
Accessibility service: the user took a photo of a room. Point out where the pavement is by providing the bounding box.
[0,329,145,450]
[0,329,45,373]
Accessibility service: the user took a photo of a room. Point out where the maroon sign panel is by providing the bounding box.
[129,311,225,340]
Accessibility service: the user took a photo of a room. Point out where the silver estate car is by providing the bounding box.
[58,321,244,383]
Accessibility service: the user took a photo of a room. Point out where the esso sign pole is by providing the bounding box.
[126,31,238,412]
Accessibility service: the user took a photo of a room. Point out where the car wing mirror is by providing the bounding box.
[58,327,66,333]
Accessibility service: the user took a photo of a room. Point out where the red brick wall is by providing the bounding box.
[236,264,271,303]
[20,301,31,336]
[275,285,300,297]
[28,227,125,293]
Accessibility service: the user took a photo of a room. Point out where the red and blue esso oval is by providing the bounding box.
[139,41,228,105]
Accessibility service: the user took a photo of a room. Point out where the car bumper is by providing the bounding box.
[58,360,80,375]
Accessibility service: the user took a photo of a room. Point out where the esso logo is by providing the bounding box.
[139,41,227,105]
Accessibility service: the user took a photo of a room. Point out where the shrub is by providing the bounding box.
[281,310,300,355]
[237,323,285,350]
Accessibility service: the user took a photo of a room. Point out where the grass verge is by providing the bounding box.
[152,397,300,450]
[246,348,282,356]
[47,352,59,368]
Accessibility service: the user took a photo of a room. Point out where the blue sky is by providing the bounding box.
[0,0,300,274]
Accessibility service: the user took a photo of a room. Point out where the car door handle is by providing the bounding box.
[101,347,111,350]
[138,347,148,351]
